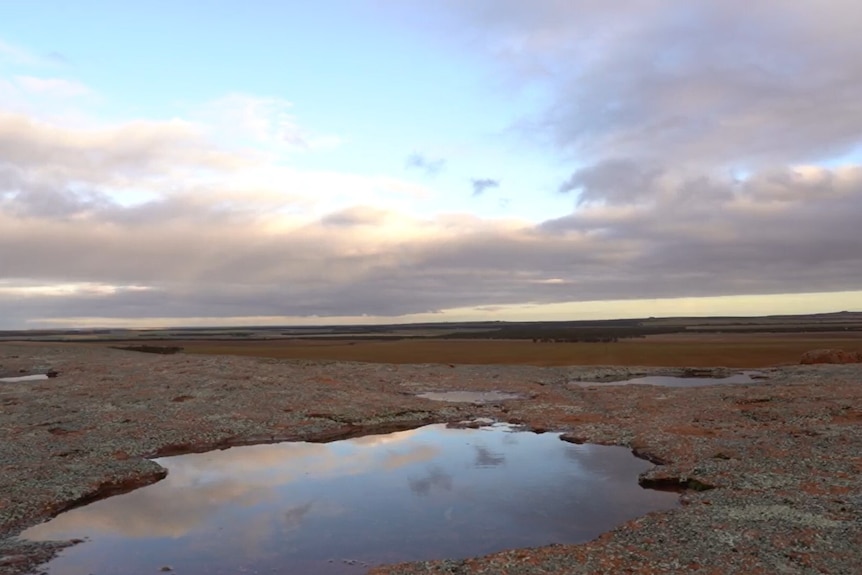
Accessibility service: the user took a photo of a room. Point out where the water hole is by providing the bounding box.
[415,391,524,403]
[575,371,765,388]
[0,374,50,383]
[22,423,679,574]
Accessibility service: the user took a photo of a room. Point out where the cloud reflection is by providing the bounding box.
[21,423,678,575]
[408,466,454,496]
[24,431,437,541]
[474,445,506,467]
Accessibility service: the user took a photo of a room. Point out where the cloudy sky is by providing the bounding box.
[2,0,861,329]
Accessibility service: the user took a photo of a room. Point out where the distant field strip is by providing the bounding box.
[136,334,862,367]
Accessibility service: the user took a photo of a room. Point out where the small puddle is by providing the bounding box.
[575,371,764,388]
[21,424,678,574]
[416,390,524,403]
[0,374,50,383]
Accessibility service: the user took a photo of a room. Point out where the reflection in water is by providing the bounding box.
[576,371,763,388]
[283,501,314,530]
[22,424,678,575]
[474,445,506,467]
[408,466,453,496]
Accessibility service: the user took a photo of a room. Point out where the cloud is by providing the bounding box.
[321,205,390,227]
[0,111,239,184]
[3,160,862,327]
[0,76,95,119]
[2,130,861,329]
[4,160,860,327]
[2,8,862,327]
[470,178,500,196]
[13,75,90,98]
[196,94,345,152]
[405,152,446,176]
[557,159,663,205]
[439,0,862,183]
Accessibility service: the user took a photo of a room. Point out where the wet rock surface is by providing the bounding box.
[1,343,861,575]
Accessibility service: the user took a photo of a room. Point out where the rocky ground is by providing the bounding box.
[0,342,860,575]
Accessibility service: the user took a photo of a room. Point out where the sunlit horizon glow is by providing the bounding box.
[1,2,860,329]
[23,290,862,330]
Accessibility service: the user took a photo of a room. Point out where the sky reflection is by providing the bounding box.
[22,424,678,575]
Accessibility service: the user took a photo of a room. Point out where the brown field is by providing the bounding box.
[125,331,862,367]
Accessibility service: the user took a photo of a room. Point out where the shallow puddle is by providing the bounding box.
[576,371,763,388]
[0,374,49,383]
[22,424,678,575]
[416,390,524,403]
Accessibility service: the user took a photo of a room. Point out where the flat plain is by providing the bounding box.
[2,313,861,574]
[168,332,862,367]
[8,311,859,368]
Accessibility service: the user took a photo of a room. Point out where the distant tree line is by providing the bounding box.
[532,337,619,343]
[435,325,676,341]
[110,345,184,355]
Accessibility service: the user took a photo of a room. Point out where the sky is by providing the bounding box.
[1,0,861,329]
